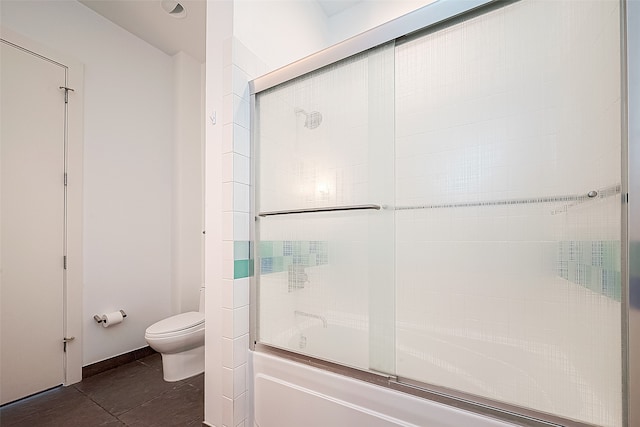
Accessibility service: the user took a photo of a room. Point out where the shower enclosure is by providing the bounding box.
[251,1,635,426]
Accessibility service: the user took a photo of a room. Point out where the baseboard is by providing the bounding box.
[82,346,157,378]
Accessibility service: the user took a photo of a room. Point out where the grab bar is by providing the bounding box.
[258,204,381,217]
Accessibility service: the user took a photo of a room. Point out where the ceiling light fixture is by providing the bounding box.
[160,0,187,19]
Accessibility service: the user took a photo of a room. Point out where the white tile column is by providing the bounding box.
[205,2,266,423]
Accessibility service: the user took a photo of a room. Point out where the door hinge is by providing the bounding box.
[63,255,67,270]
[59,86,75,104]
[64,173,68,186]
[63,336,75,352]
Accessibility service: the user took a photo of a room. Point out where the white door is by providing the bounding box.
[0,41,67,405]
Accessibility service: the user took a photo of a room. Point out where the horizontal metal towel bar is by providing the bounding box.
[258,185,620,216]
[395,184,621,211]
[258,204,381,217]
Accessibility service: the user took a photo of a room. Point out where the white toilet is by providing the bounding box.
[145,286,205,382]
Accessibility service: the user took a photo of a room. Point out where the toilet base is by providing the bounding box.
[160,345,204,382]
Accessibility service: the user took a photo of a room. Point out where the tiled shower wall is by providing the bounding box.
[558,240,621,301]
[257,52,383,213]
[249,1,623,426]
[254,45,396,373]
[220,37,266,427]
[259,240,329,274]
[394,1,622,425]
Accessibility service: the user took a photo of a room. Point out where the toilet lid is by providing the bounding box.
[146,311,204,335]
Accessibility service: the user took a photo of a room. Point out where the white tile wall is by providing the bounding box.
[208,18,249,424]
[233,153,250,186]
[233,124,251,157]
[233,183,250,213]
[222,124,234,154]
[222,153,234,183]
[222,260,234,281]
[394,1,622,426]
[222,94,234,125]
[250,1,622,426]
[256,42,403,375]
[222,212,234,241]
[222,182,234,212]
[232,212,250,241]
[221,396,233,426]
[221,279,235,309]
[256,49,390,213]
[217,36,268,427]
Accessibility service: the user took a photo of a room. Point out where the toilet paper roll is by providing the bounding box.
[101,311,124,328]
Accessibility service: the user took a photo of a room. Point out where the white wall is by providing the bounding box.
[1,0,177,365]
[233,0,436,78]
[327,0,436,45]
[173,51,204,313]
[205,1,232,425]
[233,0,329,73]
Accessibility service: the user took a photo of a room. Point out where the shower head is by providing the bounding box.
[295,108,323,130]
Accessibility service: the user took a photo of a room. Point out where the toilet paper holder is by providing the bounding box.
[94,310,127,324]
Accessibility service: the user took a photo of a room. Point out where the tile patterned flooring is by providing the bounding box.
[0,354,204,426]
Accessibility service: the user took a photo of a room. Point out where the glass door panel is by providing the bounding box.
[394,1,622,425]
[255,42,395,374]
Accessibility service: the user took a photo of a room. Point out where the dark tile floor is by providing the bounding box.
[0,354,204,427]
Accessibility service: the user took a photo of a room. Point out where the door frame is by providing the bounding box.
[1,27,84,386]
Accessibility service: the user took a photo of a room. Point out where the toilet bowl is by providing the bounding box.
[145,287,205,382]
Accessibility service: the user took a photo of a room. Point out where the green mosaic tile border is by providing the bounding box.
[259,240,328,274]
[558,241,621,301]
[233,240,329,279]
[233,241,253,279]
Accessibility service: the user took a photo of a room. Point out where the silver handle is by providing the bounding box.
[63,336,75,351]
[258,204,381,217]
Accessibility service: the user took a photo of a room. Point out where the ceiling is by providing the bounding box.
[79,0,206,62]
[78,0,363,64]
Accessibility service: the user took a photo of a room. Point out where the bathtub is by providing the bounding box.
[250,349,520,427]
[253,312,621,427]
[285,324,369,369]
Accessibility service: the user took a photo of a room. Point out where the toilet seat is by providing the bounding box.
[145,311,204,338]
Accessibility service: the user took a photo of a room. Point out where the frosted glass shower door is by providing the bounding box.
[394,1,622,426]
[255,43,395,373]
